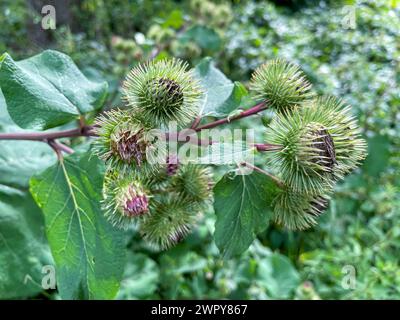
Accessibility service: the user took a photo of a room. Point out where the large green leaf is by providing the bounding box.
[30,152,125,299]
[257,253,300,298]
[0,93,55,299]
[0,187,54,299]
[213,171,279,258]
[117,252,159,300]
[180,25,221,51]
[362,134,390,178]
[194,57,250,117]
[0,50,108,130]
[0,92,56,188]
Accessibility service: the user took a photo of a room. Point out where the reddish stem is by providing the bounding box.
[50,140,75,154]
[190,116,202,129]
[195,101,267,131]
[241,162,284,188]
[0,126,95,141]
[254,143,282,152]
[0,101,274,157]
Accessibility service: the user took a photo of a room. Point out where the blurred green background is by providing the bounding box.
[1,0,399,299]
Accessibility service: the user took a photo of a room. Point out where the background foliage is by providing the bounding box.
[0,0,399,299]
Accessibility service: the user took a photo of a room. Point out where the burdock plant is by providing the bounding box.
[303,95,367,176]
[139,196,199,250]
[138,162,213,249]
[250,59,314,112]
[93,57,366,241]
[122,59,202,127]
[102,153,213,247]
[263,95,366,228]
[102,171,150,229]
[265,111,337,195]
[272,187,332,230]
[93,109,164,175]
[0,48,371,300]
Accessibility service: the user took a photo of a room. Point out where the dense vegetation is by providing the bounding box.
[0,0,399,299]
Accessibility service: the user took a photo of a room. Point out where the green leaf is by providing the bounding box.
[0,93,56,188]
[180,25,221,51]
[117,252,159,300]
[213,171,279,258]
[162,251,207,275]
[362,134,390,177]
[194,58,250,117]
[30,152,125,299]
[163,10,184,29]
[0,92,54,299]
[0,136,55,189]
[257,253,300,298]
[0,50,108,130]
[0,188,53,299]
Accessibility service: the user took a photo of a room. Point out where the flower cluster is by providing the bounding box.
[251,60,367,230]
[94,59,212,249]
[93,57,366,248]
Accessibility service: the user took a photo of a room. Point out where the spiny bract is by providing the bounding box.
[265,95,367,195]
[171,164,214,204]
[122,58,202,127]
[139,196,200,250]
[139,160,213,249]
[272,187,331,230]
[266,111,337,195]
[250,58,314,112]
[101,155,214,249]
[102,171,150,229]
[93,109,163,175]
[302,95,367,177]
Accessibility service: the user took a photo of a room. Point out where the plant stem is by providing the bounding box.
[241,162,284,188]
[194,101,267,131]
[50,140,75,154]
[254,143,282,152]
[0,126,94,158]
[190,115,202,129]
[47,139,64,161]
[0,102,273,156]
[0,126,95,141]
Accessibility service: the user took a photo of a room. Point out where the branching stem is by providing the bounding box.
[0,101,274,158]
[194,101,267,131]
[0,126,95,141]
[241,162,284,188]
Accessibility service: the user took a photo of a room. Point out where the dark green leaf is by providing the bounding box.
[0,187,53,299]
[30,152,125,299]
[180,25,221,51]
[0,93,55,188]
[0,50,108,130]
[362,134,390,177]
[214,171,279,258]
[0,93,54,299]
[163,10,184,29]
[194,57,250,117]
[117,252,159,300]
[257,253,300,298]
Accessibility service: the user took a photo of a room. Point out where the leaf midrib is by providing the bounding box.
[61,159,95,298]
